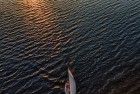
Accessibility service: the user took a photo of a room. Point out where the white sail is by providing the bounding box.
[65,68,76,94]
[68,68,76,94]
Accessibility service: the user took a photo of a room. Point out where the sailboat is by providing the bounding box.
[65,68,76,94]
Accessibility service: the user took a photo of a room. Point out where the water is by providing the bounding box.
[0,0,140,94]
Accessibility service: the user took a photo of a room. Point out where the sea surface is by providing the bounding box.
[0,0,140,94]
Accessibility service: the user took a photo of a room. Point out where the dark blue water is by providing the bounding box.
[0,0,140,94]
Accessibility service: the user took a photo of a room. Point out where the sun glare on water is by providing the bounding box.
[23,0,43,6]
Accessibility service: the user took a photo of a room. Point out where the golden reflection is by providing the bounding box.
[19,0,57,38]
[22,0,43,6]
[18,0,63,57]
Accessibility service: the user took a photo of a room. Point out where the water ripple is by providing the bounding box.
[0,0,140,94]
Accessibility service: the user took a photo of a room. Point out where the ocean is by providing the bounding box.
[0,0,140,94]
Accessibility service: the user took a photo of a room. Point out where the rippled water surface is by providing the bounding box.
[0,0,140,94]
